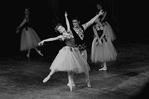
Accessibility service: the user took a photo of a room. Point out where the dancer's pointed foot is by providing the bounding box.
[67,82,75,87]
[87,82,91,87]
[38,50,43,56]
[99,66,107,71]
[43,76,51,83]
[67,82,73,91]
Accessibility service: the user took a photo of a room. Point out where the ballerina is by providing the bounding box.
[91,9,117,71]
[39,12,91,91]
[16,8,43,57]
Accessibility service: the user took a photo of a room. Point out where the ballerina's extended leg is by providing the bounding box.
[43,70,55,83]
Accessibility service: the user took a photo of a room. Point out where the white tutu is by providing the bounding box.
[91,24,117,63]
[104,22,116,41]
[20,27,41,51]
[50,46,90,73]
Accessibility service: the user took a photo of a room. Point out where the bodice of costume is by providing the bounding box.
[22,17,30,30]
[23,22,30,30]
[65,38,76,48]
[72,26,86,51]
[96,24,107,43]
[63,33,76,48]
[96,30,103,38]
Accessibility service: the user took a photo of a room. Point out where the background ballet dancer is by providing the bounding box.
[16,8,43,57]
[91,6,117,71]
[39,12,91,91]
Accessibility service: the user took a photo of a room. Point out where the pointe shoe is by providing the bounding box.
[87,82,91,87]
[86,79,91,87]
[99,67,107,71]
[38,51,43,56]
[43,76,51,83]
[67,82,75,87]
[67,83,73,91]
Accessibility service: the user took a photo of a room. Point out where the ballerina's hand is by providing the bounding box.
[65,11,68,17]
[39,41,44,46]
[99,10,104,15]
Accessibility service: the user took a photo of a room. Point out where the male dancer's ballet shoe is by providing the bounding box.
[86,80,91,87]
[43,76,51,83]
[99,67,107,71]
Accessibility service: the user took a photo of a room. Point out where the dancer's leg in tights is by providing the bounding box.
[85,71,91,87]
[43,70,56,83]
[81,50,87,61]
[67,71,73,91]
[67,72,75,87]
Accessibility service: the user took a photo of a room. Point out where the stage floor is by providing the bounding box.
[0,41,149,99]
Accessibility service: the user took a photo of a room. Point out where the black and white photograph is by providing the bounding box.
[0,0,148,99]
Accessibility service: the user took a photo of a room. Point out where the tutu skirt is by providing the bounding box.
[20,27,41,51]
[91,37,117,63]
[104,22,116,41]
[50,46,90,73]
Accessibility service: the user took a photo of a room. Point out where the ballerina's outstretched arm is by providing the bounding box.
[38,35,64,46]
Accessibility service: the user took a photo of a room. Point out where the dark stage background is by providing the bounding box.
[0,0,147,57]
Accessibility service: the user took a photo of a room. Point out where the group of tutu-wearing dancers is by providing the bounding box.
[16,4,117,91]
